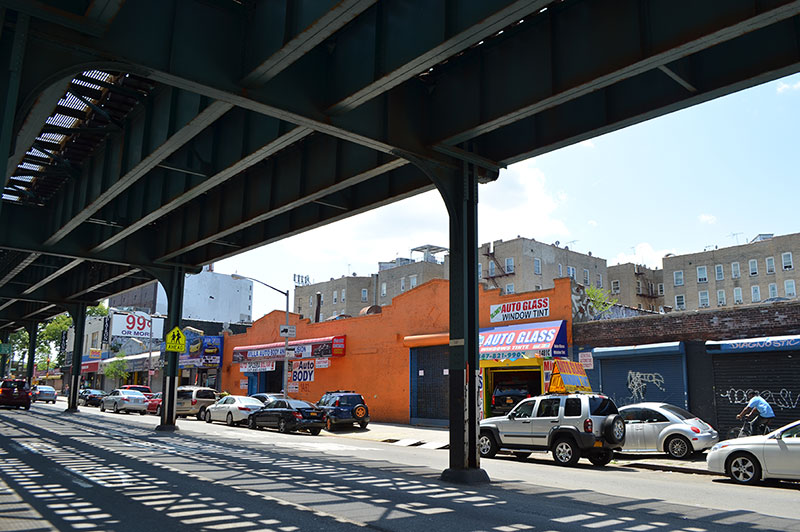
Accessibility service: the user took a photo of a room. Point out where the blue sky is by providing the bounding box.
[216,72,800,319]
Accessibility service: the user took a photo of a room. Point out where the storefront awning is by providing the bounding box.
[592,342,683,358]
[479,320,567,360]
[233,335,345,361]
[705,335,800,353]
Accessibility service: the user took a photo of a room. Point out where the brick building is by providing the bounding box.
[607,263,665,311]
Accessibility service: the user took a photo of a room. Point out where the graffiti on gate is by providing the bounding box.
[719,388,800,411]
[627,370,665,402]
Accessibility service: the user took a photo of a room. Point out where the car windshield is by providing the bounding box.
[289,400,315,409]
[661,404,696,420]
[38,386,55,391]
[336,395,364,406]
[494,386,527,395]
[589,396,618,416]
[177,390,193,399]
[122,390,144,396]
[1,381,25,389]
[239,397,264,406]
[125,386,150,393]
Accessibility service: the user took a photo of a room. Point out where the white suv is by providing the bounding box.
[479,393,626,466]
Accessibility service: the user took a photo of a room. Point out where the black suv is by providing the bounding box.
[316,390,370,431]
[479,392,625,467]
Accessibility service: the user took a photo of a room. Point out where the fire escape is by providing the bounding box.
[482,251,512,289]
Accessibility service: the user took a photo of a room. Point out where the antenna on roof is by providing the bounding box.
[728,232,743,245]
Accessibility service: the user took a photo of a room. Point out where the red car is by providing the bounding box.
[0,379,32,409]
[146,392,163,415]
[121,384,153,399]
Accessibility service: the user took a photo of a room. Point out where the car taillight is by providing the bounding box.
[584,418,593,433]
[122,397,129,402]
[491,396,495,406]
[238,406,250,411]
[334,399,339,406]
[191,399,197,405]
[691,426,701,434]
[293,412,303,420]
[526,393,531,398]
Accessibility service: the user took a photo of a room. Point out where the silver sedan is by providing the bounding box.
[204,395,264,426]
[619,402,718,459]
[99,389,148,414]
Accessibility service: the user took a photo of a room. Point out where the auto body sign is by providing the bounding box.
[489,297,549,323]
[290,359,315,383]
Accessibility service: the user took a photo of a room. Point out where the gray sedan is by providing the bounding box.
[619,402,719,459]
[99,389,148,414]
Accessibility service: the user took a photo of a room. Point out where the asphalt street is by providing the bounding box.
[0,401,798,532]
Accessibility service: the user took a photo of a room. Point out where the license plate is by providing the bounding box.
[593,441,602,447]
[309,412,318,417]
[505,398,513,403]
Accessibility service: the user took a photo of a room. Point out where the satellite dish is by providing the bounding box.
[555,241,560,246]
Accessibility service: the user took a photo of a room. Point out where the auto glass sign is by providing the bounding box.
[489,298,549,323]
[548,360,592,393]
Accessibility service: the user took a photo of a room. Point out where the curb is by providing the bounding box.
[619,461,718,476]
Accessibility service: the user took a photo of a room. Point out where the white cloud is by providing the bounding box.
[698,214,717,224]
[777,80,800,93]
[588,220,598,227]
[609,243,675,270]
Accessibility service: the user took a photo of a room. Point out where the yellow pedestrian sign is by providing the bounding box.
[165,327,186,352]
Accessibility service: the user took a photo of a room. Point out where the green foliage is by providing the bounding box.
[86,304,109,317]
[586,285,618,314]
[104,353,129,387]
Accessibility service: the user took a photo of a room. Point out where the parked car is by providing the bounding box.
[120,384,153,398]
[204,395,264,426]
[146,392,163,415]
[78,388,107,407]
[479,392,625,467]
[175,386,217,420]
[491,384,531,416]
[250,393,283,405]
[316,390,370,431]
[618,402,719,459]
[31,385,57,403]
[99,389,148,414]
[707,419,800,485]
[0,379,31,410]
[248,398,326,434]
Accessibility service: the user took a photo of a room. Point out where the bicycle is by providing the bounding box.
[728,417,771,440]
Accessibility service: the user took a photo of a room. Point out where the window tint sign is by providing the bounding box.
[489,298,549,323]
[479,321,567,360]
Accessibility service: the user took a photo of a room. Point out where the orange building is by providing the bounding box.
[220,277,578,424]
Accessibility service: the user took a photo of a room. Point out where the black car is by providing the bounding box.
[491,385,530,416]
[316,390,370,431]
[250,393,283,405]
[247,398,326,435]
[78,388,107,407]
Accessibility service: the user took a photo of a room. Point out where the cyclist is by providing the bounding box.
[736,391,775,435]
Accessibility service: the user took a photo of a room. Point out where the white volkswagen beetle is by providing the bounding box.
[618,402,719,459]
[706,420,800,485]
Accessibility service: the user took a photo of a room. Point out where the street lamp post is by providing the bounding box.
[231,274,290,398]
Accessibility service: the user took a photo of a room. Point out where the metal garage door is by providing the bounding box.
[410,345,449,424]
[598,354,687,408]
[712,351,800,437]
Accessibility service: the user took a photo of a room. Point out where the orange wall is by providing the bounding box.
[221,277,575,423]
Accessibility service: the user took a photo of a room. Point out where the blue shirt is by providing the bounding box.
[747,396,775,418]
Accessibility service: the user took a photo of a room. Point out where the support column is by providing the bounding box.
[416,158,491,484]
[66,304,86,411]
[154,267,185,432]
[25,321,37,385]
[1,331,9,377]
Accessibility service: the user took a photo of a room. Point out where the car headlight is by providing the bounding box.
[710,443,730,453]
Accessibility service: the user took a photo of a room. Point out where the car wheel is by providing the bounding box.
[309,428,321,436]
[23,404,30,410]
[588,450,613,467]
[665,435,692,459]
[196,408,206,421]
[156,405,162,416]
[513,452,531,460]
[113,402,119,414]
[278,418,289,433]
[325,417,335,432]
[139,410,147,415]
[359,421,368,430]
[100,402,105,412]
[226,413,234,427]
[205,410,212,424]
[248,416,258,430]
[478,431,498,459]
[352,404,368,421]
[727,452,762,485]
[552,438,580,466]
[603,415,626,444]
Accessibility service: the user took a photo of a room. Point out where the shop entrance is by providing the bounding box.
[256,362,285,394]
[410,345,449,425]
[484,367,541,418]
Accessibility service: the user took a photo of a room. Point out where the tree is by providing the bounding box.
[586,285,618,315]
[104,353,129,388]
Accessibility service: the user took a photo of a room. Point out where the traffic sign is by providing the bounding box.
[165,327,186,352]
[279,325,296,338]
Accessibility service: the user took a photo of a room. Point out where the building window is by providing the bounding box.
[596,274,603,288]
[783,252,794,270]
[91,332,99,348]
[567,266,576,279]
[715,264,724,281]
[697,266,708,283]
[534,258,541,275]
[768,283,778,299]
[558,264,563,277]
[489,262,495,277]
[698,290,709,308]
[400,278,406,292]
[674,270,684,286]
[319,313,324,321]
[361,288,368,302]
[786,279,797,297]
[751,285,761,302]
[749,259,758,276]
[731,262,741,279]
[320,293,324,305]
[333,290,337,304]
[410,275,418,289]
[636,280,642,294]
[734,287,743,304]
[380,282,387,297]
[309,295,313,306]
[766,257,775,274]
[505,257,514,274]
[341,289,345,302]
[505,283,515,294]
[717,290,726,306]
[478,263,482,279]
[611,280,620,294]
[535,284,542,290]
[675,294,685,310]
[583,269,590,285]
[658,283,664,295]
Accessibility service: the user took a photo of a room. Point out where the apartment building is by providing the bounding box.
[662,233,799,311]
[469,237,607,295]
[607,263,665,311]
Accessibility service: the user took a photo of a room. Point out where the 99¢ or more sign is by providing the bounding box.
[111,312,165,339]
[290,359,315,383]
